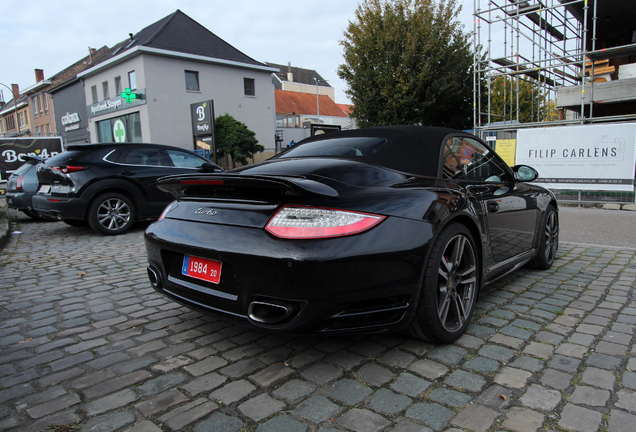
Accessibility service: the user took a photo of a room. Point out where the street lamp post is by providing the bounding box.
[313,77,329,124]
[314,78,320,124]
[0,82,20,137]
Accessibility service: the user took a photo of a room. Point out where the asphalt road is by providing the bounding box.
[558,206,636,249]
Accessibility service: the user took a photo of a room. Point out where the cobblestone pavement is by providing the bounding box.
[1,215,635,432]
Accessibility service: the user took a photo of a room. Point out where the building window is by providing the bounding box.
[5,115,15,131]
[37,95,43,115]
[276,114,300,128]
[128,71,137,90]
[185,71,199,91]
[102,81,110,99]
[91,85,98,103]
[32,97,38,117]
[244,78,255,96]
[97,112,142,143]
[115,76,122,95]
[43,94,49,112]
[47,123,51,134]
[18,111,27,127]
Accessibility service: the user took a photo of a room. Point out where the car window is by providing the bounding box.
[278,137,386,158]
[103,147,126,163]
[445,137,508,182]
[12,159,39,176]
[165,149,205,168]
[442,143,464,179]
[122,148,162,166]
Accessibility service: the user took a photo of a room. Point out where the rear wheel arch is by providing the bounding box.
[84,186,141,221]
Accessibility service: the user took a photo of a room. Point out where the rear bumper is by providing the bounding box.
[32,194,89,220]
[5,192,31,211]
[144,216,434,335]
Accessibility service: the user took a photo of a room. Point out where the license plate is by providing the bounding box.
[182,255,222,285]
[38,185,51,194]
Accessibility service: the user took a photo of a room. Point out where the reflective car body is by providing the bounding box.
[6,156,47,218]
[33,142,221,235]
[144,126,558,342]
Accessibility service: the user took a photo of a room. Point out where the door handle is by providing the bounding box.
[120,171,135,176]
[487,201,499,213]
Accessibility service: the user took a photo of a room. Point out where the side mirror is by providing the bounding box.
[513,165,539,182]
[200,162,221,173]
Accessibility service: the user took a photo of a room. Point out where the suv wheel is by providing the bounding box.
[88,193,136,235]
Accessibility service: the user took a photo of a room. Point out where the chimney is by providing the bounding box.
[35,69,45,83]
[287,61,293,82]
[90,47,96,54]
[11,84,20,101]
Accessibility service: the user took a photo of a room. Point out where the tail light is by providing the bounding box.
[158,202,178,221]
[16,175,24,191]
[265,205,385,239]
[51,166,87,174]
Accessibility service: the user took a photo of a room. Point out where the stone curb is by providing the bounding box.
[0,216,9,251]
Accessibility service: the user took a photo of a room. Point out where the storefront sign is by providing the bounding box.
[88,89,146,118]
[0,137,63,180]
[113,119,127,143]
[191,100,215,138]
[516,123,636,191]
[61,112,81,132]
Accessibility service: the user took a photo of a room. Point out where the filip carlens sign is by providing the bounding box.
[516,123,636,191]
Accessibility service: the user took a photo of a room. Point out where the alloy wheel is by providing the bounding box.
[97,198,131,231]
[437,234,477,333]
[544,210,558,263]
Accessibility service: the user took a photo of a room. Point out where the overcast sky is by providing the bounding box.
[0,0,475,105]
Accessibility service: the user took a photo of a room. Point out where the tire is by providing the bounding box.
[88,193,136,235]
[528,204,558,270]
[408,223,479,343]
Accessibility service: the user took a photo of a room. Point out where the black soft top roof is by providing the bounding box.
[286,125,467,177]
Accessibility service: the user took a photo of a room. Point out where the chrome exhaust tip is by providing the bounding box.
[147,265,162,288]
[248,300,298,325]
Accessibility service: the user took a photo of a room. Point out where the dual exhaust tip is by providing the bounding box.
[248,300,300,325]
[146,265,301,326]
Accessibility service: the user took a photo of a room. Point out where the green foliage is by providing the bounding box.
[487,75,558,123]
[215,113,264,167]
[338,0,475,129]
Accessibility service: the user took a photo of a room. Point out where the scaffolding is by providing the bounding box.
[472,0,636,136]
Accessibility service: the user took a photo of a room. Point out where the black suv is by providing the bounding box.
[33,142,221,235]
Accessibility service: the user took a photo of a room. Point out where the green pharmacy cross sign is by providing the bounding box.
[121,88,140,103]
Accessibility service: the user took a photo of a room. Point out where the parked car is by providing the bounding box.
[5,156,56,221]
[144,126,558,343]
[33,142,221,235]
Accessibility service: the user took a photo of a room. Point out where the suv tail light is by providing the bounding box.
[16,175,24,191]
[265,206,385,239]
[51,166,87,174]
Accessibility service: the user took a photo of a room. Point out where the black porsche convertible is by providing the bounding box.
[144,126,558,343]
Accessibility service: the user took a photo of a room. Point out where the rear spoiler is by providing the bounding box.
[157,174,339,200]
[23,155,44,163]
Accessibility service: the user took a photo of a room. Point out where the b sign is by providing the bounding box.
[191,100,215,138]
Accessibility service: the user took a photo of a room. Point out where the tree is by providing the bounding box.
[486,75,558,124]
[215,113,264,168]
[338,0,475,129]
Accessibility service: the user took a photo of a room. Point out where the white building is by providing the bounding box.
[78,10,277,151]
